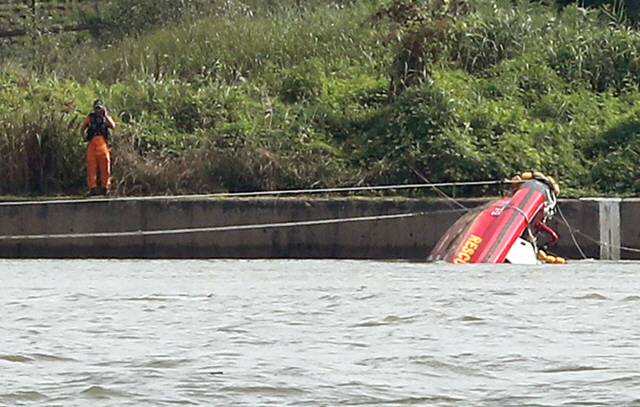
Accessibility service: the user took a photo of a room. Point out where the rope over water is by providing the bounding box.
[0,178,502,241]
[0,208,469,241]
[0,179,509,206]
[0,178,498,242]
[0,178,634,258]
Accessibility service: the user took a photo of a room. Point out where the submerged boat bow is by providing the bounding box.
[428,172,565,264]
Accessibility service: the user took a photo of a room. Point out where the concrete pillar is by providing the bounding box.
[581,198,621,260]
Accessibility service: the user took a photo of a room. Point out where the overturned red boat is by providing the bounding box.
[428,172,565,264]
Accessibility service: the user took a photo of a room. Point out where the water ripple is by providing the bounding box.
[79,385,131,399]
[0,390,48,403]
[3,259,640,406]
[574,293,609,300]
[540,365,608,373]
[0,354,34,363]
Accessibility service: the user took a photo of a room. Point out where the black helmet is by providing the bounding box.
[93,99,105,109]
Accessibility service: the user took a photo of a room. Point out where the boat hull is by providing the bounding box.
[428,179,554,264]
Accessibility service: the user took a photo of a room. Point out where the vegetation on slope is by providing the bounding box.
[2,0,640,197]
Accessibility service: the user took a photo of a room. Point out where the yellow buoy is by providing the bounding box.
[555,257,566,264]
[521,171,533,180]
[547,175,560,195]
[545,255,557,263]
[537,250,547,261]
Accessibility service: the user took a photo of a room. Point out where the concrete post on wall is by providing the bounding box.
[581,198,621,261]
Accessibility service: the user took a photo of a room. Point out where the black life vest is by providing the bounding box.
[86,113,110,141]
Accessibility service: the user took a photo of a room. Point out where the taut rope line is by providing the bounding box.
[555,211,640,255]
[6,178,632,257]
[0,208,469,242]
[0,179,496,242]
[0,179,507,206]
[556,206,588,259]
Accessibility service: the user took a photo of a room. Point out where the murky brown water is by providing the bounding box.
[2,259,640,406]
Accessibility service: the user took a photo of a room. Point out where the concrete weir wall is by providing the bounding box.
[0,196,632,260]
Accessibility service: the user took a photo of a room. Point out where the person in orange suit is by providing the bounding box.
[81,100,116,196]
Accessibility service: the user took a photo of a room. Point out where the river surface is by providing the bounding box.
[2,259,640,406]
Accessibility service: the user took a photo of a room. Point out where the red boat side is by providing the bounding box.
[428,178,554,264]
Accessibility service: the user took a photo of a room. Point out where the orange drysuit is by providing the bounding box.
[81,113,116,190]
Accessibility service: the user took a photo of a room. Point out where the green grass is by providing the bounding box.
[2,0,640,197]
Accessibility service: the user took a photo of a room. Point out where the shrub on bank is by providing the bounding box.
[2,0,640,197]
[0,69,90,194]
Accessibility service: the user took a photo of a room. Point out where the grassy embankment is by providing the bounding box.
[2,0,640,197]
